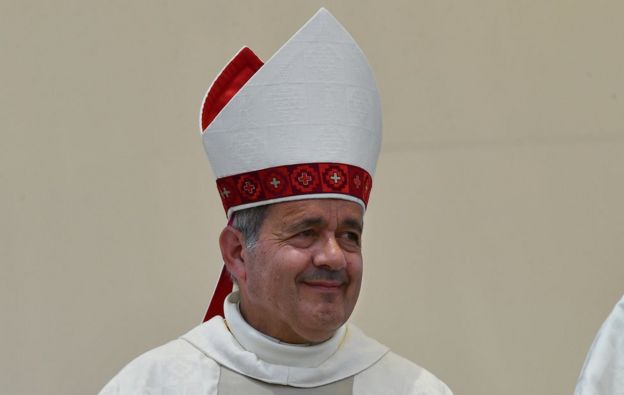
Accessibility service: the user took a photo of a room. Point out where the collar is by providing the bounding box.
[181,291,389,387]
[223,291,347,368]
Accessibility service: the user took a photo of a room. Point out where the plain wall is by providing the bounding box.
[2,1,623,394]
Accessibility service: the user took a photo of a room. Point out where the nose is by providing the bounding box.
[312,234,347,270]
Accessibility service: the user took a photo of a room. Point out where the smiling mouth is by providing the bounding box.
[302,281,344,291]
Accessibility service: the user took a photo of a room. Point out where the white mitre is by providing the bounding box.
[200,8,382,218]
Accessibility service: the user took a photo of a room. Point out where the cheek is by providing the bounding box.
[259,252,305,294]
[346,257,363,307]
[282,246,311,263]
[244,252,273,296]
[277,249,313,280]
[347,255,363,279]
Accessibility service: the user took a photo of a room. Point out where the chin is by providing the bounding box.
[297,326,339,344]
[299,309,348,341]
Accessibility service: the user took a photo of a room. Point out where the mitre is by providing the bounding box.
[200,8,382,219]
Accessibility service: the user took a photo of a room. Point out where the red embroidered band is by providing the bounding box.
[216,162,372,214]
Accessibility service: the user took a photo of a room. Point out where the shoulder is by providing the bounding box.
[99,332,220,394]
[359,351,453,394]
[574,295,624,394]
[348,326,453,395]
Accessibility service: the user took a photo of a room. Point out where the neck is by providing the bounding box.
[223,291,346,367]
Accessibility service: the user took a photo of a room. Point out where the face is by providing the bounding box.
[237,199,364,344]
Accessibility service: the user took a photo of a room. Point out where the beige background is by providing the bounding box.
[2,1,623,394]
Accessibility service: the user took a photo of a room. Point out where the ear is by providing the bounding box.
[219,226,248,284]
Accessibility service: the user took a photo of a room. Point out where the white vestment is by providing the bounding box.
[100,293,453,394]
[574,295,624,395]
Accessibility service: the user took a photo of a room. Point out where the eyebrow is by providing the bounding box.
[284,217,325,234]
[283,217,363,234]
[342,218,363,234]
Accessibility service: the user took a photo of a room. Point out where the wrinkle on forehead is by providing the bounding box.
[265,199,364,231]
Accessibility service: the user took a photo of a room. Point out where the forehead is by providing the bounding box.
[264,199,364,228]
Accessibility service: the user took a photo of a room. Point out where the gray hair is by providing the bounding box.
[231,205,269,248]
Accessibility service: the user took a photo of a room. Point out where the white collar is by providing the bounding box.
[223,291,347,368]
[181,291,389,387]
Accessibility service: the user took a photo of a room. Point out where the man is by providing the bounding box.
[100,8,452,394]
[574,295,624,395]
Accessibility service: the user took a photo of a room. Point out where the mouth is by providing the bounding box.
[301,280,344,291]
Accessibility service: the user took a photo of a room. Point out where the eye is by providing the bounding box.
[293,229,317,239]
[287,229,317,248]
[339,231,361,247]
[299,229,316,237]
